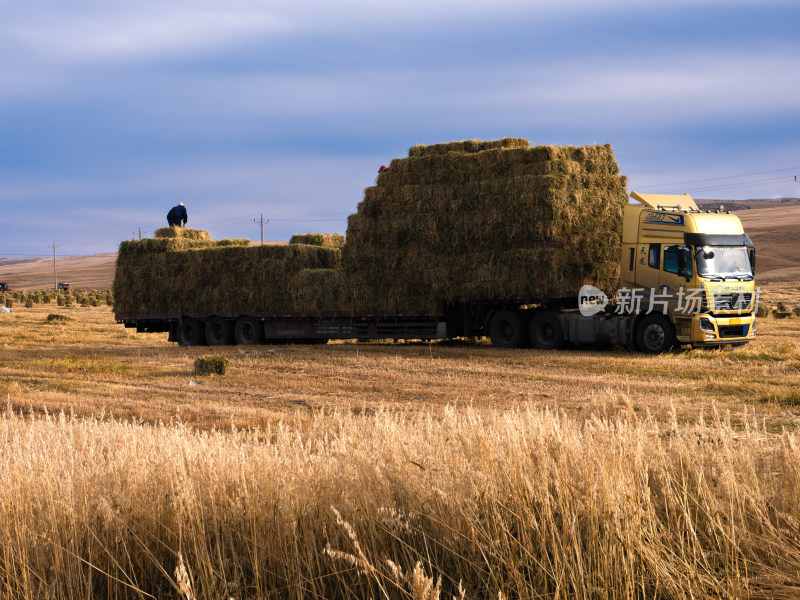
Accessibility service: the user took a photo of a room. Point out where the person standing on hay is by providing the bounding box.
[166,203,188,227]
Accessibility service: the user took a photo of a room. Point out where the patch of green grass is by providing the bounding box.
[708,382,755,399]
[758,389,800,406]
[29,380,82,394]
[18,355,170,377]
[727,341,798,363]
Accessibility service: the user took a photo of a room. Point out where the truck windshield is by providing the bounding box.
[695,246,753,280]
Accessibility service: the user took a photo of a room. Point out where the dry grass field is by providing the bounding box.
[1,285,800,599]
[0,293,799,430]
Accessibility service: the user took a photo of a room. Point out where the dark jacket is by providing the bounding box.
[167,205,188,226]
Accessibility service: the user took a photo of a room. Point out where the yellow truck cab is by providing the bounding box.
[621,191,756,350]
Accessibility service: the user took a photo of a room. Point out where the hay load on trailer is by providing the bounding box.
[343,138,628,312]
[113,229,341,318]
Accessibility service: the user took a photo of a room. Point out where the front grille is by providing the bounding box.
[710,292,752,311]
[719,325,748,338]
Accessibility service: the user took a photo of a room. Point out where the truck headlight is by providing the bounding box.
[699,317,714,332]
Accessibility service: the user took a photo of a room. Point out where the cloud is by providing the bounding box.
[4,0,788,67]
[1,3,288,64]
[71,44,797,137]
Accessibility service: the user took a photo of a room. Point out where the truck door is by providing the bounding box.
[634,243,661,293]
[659,245,692,315]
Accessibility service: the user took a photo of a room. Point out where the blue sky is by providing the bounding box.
[1,0,798,257]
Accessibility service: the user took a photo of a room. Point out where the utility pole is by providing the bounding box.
[254,214,269,245]
[49,242,59,290]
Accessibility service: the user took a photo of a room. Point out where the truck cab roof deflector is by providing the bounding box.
[630,191,699,211]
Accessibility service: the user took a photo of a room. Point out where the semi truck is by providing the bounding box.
[114,144,756,353]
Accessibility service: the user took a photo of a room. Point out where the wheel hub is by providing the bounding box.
[643,324,665,349]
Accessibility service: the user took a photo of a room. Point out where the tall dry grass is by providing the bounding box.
[2,404,799,599]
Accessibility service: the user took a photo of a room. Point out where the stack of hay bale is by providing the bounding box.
[343,138,628,312]
[114,229,341,316]
[287,233,348,313]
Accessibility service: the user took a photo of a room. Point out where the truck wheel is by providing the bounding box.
[179,317,205,346]
[488,310,525,348]
[529,311,563,350]
[205,316,232,346]
[234,316,262,345]
[635,314,674,354]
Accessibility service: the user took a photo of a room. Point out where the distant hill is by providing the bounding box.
[0,253,117,290]
[0,241,281,291]
[697,198,800,212]
[735,203,800,283]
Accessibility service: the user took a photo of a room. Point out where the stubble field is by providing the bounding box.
[2,287,800,599]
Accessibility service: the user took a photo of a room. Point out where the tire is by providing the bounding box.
[635,314,674,354]
[488,310,525,348]
[178,317,205,346]
[529,311,563,350]
[234,316,262,345]
[205,316,232,346]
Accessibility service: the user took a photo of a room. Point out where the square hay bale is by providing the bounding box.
[194,355,229,375]
[290,233,346,247]
[289,268,350,313]
[408,137,530,157]
[154,227,211,240]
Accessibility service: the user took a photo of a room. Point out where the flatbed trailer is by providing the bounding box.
[116,295,643,350]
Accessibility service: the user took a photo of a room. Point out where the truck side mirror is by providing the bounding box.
[748,248,756,273]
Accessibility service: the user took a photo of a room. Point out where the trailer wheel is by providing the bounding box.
[635,314,674,354]
[529,311,563,350]
[205,316,232,346]
[234,316,262,345]
[488,310,525,348]
[179,317,206,346]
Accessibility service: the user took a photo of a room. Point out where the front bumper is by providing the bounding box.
[675,313,756,346]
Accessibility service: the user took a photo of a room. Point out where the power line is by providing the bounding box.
[664,175,796,195]
[639,166,800,189]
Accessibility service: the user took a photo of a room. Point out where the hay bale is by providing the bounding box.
[154,227,211,240]
[290,233,346,247]
[194,355,229,375]
[45,314,71,323]
[408,137,530,157]
[289,269,349,313]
